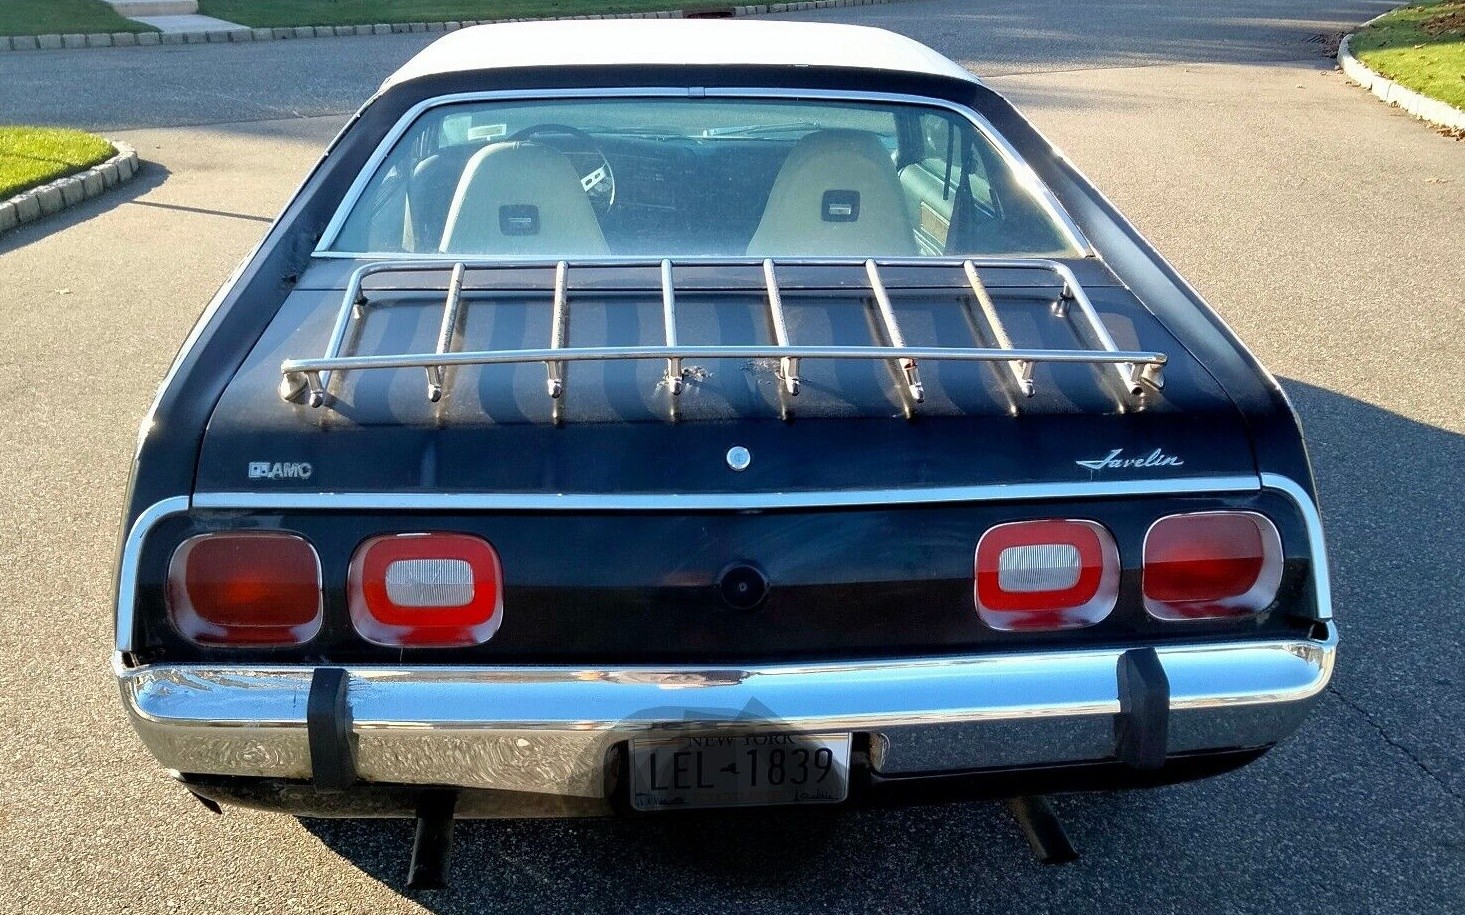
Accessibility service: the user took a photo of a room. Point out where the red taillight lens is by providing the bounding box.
[975,520,1119,630]
[167,532,322,645]
[1143,512,1283,620]
[349,533,503,647]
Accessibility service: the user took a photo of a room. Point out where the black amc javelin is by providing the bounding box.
[115,20,1336,883]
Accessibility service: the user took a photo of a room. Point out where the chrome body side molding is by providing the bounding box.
[191,474,1262,512]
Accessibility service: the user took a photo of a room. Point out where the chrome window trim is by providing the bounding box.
[115,496,191,654]
[312,86,1093,257]
[191,475,1260,513]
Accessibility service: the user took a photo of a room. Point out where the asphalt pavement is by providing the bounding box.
[0,1,1461,912]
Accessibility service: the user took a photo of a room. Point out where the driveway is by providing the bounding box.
[0,2,1460,912]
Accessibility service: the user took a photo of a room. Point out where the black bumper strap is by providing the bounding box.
[1114,647,1170,771]
[307,667,357,789]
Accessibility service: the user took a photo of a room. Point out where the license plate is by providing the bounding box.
[629,732,852,811]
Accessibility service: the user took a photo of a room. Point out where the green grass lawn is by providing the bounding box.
[198,0,699,28]
[0,127,115,199]
[0,0,154,36]
[1352,0,1465,110]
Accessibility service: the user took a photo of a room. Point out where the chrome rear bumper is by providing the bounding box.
[119,626,1334,805]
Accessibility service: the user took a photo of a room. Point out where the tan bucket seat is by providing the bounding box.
[746,129,918,257]
[439,141,609,256]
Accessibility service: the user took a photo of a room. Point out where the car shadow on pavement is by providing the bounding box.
[0,162,170,255]
[1276,378,1464,794]
[301,794,1061,910]
[299,377,1464,912]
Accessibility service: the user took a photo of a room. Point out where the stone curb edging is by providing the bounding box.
[1338,28,1465,134]
[0,0,892,51]
[0,142,140,236]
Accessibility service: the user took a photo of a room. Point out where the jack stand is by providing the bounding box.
[407,791,458,890]
[1005,795,1078,864]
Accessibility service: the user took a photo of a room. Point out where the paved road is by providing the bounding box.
[1,2,1461,912]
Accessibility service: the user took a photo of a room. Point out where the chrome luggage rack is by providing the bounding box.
[280,256,1166,418]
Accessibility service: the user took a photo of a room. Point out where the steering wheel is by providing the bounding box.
[507,123,615,216]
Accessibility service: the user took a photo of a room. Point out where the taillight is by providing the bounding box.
[348,533,503,647]
[167,532,322,646]
[975,520,1119,630]
[1143,512,1283,620]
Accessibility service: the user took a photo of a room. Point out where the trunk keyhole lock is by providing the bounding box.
[726,446,752,471]
[718,562,769,610]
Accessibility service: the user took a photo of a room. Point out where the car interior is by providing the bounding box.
[330,98,1079,259]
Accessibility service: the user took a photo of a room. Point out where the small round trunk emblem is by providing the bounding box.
[726,446,752,471]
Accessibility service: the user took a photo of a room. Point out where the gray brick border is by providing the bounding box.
[0,142,141,237]
[0,0,894,51]
[1338,31,1465,135]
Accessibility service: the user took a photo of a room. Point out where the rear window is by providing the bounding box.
[328,96,1083,259]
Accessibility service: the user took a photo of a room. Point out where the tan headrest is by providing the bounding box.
[746,129,917,257]
[440,141,609,256]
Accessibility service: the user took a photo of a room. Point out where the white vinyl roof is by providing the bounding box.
[382,20,977,90]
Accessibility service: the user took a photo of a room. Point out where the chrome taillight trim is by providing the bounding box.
[115,475,1331,654]
[1141,511,1284,621]
[348,532,505,647]
[166,531,325,647]
[115,496,190,654]
[974,518,1120,631]
[1260,473,1333,620]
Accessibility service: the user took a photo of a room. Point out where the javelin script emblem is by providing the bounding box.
[1076,448,1184,472]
